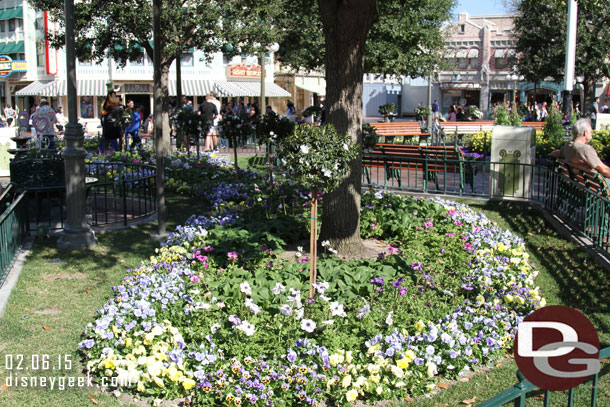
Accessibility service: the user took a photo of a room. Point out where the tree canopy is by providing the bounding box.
[276,0,454,77]
[514,0,610,108]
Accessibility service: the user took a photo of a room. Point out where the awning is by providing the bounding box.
[467,49,479,58]
[40,79,107,97]
[444,50,456,58]
[0,7,23,21]
[213,81,291,97]
[169,79,215,96]
[455,49,468,58]
[0,41,24,54]
[295,77,326,96]
[494,49,506,58]
[440,82,481,89]
[15,80,53,96]
[214,81,250,97]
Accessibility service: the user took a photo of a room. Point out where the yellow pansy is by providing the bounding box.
[182,377,196,390]
[415,320,425,332]
[341,375,352,388]
[345,389,358,402]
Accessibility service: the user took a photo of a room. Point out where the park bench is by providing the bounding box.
[369,122,429,143]
[521,121,546,131]
[362,144,469,193]
[552,159,610,246]
[440,121,495,136]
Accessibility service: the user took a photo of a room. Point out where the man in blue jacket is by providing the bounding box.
[125,100,141,152]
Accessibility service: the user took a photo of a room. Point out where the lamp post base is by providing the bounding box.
[57,225,97,250]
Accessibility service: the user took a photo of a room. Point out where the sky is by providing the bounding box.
[454,0,510,17]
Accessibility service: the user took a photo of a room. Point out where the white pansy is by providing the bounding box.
[300,145,310,154]
[272,282,286,295]
[301,319,316,333]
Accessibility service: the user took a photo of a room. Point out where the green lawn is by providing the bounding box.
[0,196,608,406]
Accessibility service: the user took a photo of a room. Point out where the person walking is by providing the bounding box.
[210,93,222,152]
[4,104,15,127]
[199,95,218,152]
[125,100,141,152]
[592,97,600,130]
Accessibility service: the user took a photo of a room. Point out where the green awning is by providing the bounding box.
[0,7,23,21]
[6,41,24,54]
[0,41,25,54]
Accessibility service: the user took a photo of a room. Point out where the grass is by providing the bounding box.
[0,195,609,406]
[0,193,204,407]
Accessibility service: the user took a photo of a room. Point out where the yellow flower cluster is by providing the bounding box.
[327,348,418,403]
[90,321,196,394]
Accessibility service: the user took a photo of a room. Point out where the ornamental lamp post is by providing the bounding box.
[57,0,97,250]
[506,73,519,105]
[260,43,279,113]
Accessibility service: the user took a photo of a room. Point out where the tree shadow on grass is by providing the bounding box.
[468,200,610,345]
[36,194,206,280]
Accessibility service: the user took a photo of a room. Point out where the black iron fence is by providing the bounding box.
[86,161,157,227]
[0,185,29,287]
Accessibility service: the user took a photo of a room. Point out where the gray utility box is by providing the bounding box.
[490,126,536,198]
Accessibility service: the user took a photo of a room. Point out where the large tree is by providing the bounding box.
[276,0,454,252]
[514,0,610,113]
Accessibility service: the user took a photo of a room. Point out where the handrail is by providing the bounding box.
[478,347,610,406]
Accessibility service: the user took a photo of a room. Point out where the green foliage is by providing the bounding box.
[467,105,483,120]
[276,0,454,76]
[493,105,521,126]
[302,105,323,119]
[171,108,209,138]
[514,0,610,109]
[415,105,431,120]
[219,114,255,143]
[277,124,358,193]
[543,104,566,149]
[378,103,397,117]
[362,123,378,150]
[255,114,294,145]
[590,129,610,162]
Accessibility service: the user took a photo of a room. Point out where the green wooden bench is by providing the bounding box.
[554,159,610,247]
[362,144,467,193]
[478,346,609,406]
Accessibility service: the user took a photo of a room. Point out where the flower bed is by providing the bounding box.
[78,158,544,406]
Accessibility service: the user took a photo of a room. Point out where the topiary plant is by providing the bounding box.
[543,104,566,151]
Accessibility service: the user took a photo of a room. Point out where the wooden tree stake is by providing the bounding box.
[309,195,318,298]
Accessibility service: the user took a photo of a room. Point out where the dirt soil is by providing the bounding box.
[281,238,388,261]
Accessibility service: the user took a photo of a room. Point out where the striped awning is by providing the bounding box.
[214,81,250,97]
[216,81,291,97]
[494,49,507,58]
[444,50,455,58]
[39,79,107,97]
[15,80,53,96]
[467,49,479,58]
[169,79,215,96]
[0,41,24,54]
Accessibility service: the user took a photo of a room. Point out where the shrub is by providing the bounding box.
[493,105,521,126]
[467,105,483,120]
[467,131,492,154]
[542,104,566,152]
[590,129,610,162]
[379,103,397,118]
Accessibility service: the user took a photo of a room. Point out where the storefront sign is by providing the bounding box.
[0,56,27,78]
[125,83,150,93]
[44,12,57,75]
[227,63,261,79]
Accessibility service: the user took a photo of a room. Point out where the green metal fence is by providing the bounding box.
[478,347,610,406]
[0,184,29,288]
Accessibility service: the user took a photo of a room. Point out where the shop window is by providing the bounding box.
[470,58,479,69]
[495,57,507,69]
[16,19,22,30]
[0,21,5,33]
[80,96,94,118]
[8,19,15,32]
[458,58,468,69]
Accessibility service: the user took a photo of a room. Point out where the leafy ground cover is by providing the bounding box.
[0,154,608,407]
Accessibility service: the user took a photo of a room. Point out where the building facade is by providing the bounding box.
[0,1,290,131]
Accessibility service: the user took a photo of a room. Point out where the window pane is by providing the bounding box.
[8,19,15,31]
[80,96,94,118]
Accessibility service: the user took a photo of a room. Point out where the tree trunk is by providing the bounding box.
[317,0,378,254]
[583,75,595,116]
